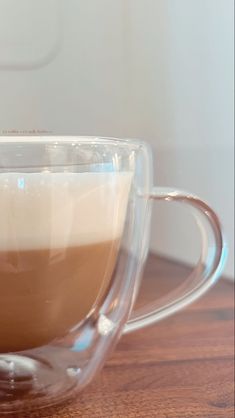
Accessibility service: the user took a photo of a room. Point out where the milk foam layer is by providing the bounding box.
[0,172,132,251]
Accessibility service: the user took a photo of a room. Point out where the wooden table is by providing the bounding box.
[17,255,234,418]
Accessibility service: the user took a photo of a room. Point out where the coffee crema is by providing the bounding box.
[0,172,131,352]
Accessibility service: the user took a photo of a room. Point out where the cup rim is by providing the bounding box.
[0,135,148,149]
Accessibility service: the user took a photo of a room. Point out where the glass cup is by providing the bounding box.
[0,137,226,413]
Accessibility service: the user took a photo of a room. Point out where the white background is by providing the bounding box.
[0,0,234,277]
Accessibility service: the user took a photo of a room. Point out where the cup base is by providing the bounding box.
[0,352,78,414]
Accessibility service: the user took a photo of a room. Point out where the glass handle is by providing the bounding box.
[124,187,227,334]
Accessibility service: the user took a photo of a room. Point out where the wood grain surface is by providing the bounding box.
[7,255,235,418]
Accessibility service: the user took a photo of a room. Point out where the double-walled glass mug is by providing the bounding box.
[0,137,226,413]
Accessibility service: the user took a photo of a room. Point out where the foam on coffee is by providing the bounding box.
[0,171,132,251]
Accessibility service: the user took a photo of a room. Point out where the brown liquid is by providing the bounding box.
[0,240,118,353]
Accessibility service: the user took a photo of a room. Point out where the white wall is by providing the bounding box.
[125,0,234,277]
[0,0,233,277]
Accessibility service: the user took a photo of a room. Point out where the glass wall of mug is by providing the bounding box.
[0,137,151,413]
